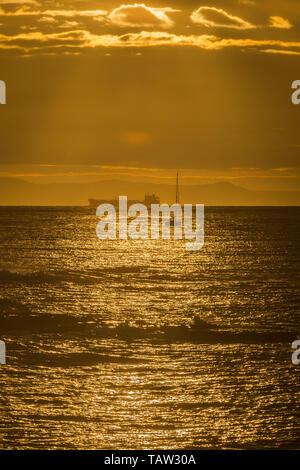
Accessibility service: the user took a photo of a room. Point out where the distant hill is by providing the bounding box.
[0,177,299,206]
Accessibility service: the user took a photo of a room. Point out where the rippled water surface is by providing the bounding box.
[0,206,299,449]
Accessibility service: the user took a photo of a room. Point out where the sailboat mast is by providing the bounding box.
[176,172,180,204]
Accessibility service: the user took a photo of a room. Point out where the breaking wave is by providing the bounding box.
[0,299,296,345]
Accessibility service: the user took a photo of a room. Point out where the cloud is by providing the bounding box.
[262,49,300,56]
[0,5,39,15]
[0,0,38,3]
[269,16,292,29]
[213,37,300,50]
[38,16,57,24]
[108,4,176,28]
[1,29,300,56]
[0,7,107,18]
[191,6,254,29]
[58,20,81,30]
[43,10,107,19]
[2,165,298,183]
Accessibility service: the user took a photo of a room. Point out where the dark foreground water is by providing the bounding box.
[0,206,299,449]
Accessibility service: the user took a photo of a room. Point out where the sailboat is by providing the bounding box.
[168,173,181,227]
[175,172,180,205]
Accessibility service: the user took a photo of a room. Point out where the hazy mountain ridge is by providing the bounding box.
[0,178,299,206]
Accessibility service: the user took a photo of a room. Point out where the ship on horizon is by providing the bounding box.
[88,173,180,209]
[88,193,160,209]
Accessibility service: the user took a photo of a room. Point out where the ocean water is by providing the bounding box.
[0,206,299,449]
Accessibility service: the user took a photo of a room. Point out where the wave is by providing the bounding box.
[0,269,75,284]
[0,266,149,285]
[0,301,296,345]
[13,351,147,367]
[0,267,252,286]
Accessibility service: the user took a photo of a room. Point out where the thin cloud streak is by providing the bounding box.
[0,30,300,55]
[262,48,300,56]
[1,165,298,181]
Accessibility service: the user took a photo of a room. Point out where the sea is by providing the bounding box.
[0,206,299,449]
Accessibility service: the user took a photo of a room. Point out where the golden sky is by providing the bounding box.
[0,0,299,191]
